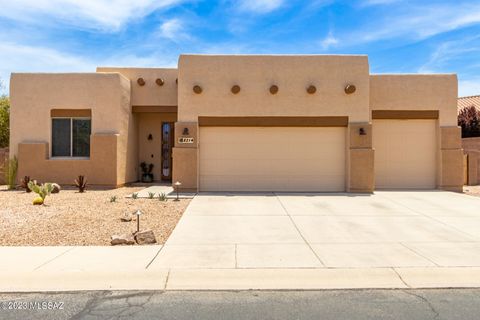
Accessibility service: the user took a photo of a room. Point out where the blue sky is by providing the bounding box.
[0,0,479,96]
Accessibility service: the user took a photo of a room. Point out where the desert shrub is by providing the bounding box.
[4,156,17,190]
[20,176,31,192]
[158,192,167,201]
[148,192,155,199]
[110,195,117,203]
[132,192,138,199]
[27,181,53,205]
[74,175,87,193]
[458,105,480,138]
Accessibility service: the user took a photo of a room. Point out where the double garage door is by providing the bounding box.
[199,120,437,192]
[199,127,346,192]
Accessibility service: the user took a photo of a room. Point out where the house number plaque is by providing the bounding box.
[178,137,194,144]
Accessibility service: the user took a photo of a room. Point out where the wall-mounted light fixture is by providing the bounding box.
[182,127,190,135]
[270,85,279,95]
[345,84,356,94]
[148,134,153,140]
[193,85,202,94]
[359,128,366,136]
[137,78,146,86]
[231,85,241,94]
[155,78,164,86]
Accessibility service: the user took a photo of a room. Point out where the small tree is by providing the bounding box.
[0,95,9,148]
[458,105,480,138]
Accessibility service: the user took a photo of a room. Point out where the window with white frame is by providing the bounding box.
[52,118,91,157]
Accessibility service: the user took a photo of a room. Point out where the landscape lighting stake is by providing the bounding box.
[174,181,182,201]
[136,210,142,233]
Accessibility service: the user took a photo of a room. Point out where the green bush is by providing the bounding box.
[0,96,9,148]
[5,156,18,190]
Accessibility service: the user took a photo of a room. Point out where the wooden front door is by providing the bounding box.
[161,122,174,181]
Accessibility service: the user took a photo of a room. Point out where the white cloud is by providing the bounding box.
[351,3,480,43]
[0,41,180,95]
[0,0,188,31]
[238,0,284,14]
[320,32,339,50]
[157,18,190,42]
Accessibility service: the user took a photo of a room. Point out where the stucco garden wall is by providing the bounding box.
[462,137,480,185]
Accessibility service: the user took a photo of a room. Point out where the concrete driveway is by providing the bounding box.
[151,191,480,269]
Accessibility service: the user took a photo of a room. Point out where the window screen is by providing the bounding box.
[52,119,71,157]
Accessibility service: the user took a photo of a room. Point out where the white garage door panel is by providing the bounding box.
[199,127,346,192]
[373,119,437,189]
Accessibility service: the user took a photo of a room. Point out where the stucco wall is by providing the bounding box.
[97,67,178,107]
[178,55,370,123]
[10,72,133,186]
[370,74,458,126]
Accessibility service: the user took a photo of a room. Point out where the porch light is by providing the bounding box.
[135,210,143,233]
[137,78,146,86]
[270,85,279,95]
[148,134,153,141]
[359,128,366,136]
[174,181,182,201]
[182,128,189,135]
[345,84,356,94]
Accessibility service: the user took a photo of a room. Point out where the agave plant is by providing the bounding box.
[27,180,53,205]
[74,175,87,193]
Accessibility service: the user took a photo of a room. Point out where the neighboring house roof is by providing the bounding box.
[458,95,480,112]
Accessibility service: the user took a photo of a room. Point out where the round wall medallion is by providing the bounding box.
[231,85,241,94]
[155,78,164,86]
[269,85,279,95]
[307,85,316,94]
[137,78,145,86]
[345,84,356,94]
[193,85,202,94]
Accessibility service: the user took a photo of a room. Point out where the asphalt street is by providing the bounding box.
[1,289,480,320]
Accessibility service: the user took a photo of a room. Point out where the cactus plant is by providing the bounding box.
[5,156,18,190]
[27,180,53,205]
[74,175,87,193]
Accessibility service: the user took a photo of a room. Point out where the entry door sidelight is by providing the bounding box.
[161,122,174,181]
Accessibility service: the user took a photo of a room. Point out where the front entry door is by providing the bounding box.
[161,122,174,181]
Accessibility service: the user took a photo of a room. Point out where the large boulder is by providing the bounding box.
[134,230,157,245]
[111,234,135,246]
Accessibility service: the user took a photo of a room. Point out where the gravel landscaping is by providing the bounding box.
[464,185,480,198]
[0,185,190,246]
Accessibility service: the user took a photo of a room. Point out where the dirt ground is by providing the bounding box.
[0,185,190,246]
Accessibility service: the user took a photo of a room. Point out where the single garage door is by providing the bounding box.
[199,127,346,192]
[373,119,437,189]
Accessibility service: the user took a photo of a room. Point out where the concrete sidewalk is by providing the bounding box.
[2,245,480,291]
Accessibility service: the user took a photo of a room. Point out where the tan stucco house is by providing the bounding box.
[9,54,463,192]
